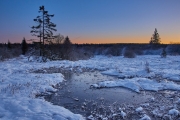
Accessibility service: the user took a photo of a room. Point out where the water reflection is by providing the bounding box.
[45,71,152,116]
[61,71,72,80]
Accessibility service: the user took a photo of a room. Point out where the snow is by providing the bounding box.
[91,78,180,92]
[0,56,84,120]
[139,114,151,120]
[0,98,83,120]
[87,115,94,120]
[1,55,180,119]
[88,56,180,92]
[136,107,143,112]
[120,110,126,119]
[168,109,179,116]
[101,69,121,76]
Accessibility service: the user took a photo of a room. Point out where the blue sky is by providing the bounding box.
[0,0,180,43]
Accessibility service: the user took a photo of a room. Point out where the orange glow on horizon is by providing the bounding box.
[71,36,179,44]
[3,34,179,44]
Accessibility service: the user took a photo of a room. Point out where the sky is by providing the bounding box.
[0,0,180,44]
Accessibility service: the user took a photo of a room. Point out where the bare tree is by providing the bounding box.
[52,34,64,44]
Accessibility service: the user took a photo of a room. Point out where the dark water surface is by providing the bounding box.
[45,71,152,116]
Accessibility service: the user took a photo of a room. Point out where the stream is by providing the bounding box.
[45,71,152,117]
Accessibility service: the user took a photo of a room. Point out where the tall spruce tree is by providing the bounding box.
[149,28,161,44]
[21,37,28,55]
[30,5,57,56]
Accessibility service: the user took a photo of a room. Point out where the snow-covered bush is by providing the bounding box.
[123,49,136,58]
[161,48,167,58]
[0,46,21,61]
[166,44,180,55]
[145,61,150,73]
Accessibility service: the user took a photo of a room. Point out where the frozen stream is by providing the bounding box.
[45,71,152,116]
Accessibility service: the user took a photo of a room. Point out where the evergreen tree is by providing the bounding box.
[62,36,72,59]
[30,5,57,56]
[149,28,161,44]
[63,36,72,45]
[7,40,11,49]
[21,37,28,55]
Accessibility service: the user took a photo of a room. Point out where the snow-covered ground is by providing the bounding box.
[0,56,84,120]
[1,55,180,119]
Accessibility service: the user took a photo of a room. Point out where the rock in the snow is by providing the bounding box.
[168,108,179,116]
[74,98,79,101]
[163,114,172,120]
[90,84,99,88]
[152,108,163,117]
[102,117,108,120]
[136,107,143,112]
[120,110,127,119]
[150,97,155,102]
[176,98,180,104]
[87,115,94,120]
[141,103,149,107]
[139,114,151,120]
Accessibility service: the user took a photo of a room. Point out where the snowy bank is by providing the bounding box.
[90,78,180,93]
[0,56,84,120]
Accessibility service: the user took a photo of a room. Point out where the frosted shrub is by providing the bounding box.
[145,61,150,73]
[161,48,167,58]
[0,47,21,61]
[123,49,136,58]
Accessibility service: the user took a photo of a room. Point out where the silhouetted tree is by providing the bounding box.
[30,5,57,56]
[161,48,167,58]
[62,36,72,59]
[54,34,64,44]
[63,36,72,45]
[7,40,11,49]
[149,28,161,44]
[21,37,28,55]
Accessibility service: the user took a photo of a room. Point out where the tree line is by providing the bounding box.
[1,6,177,61]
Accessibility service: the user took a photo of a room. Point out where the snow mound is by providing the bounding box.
[0,98,84,120]
[91,78,180,92]
[120,110,127,119]
[0,56,84,119]
[168,109,179,116]
[136,107,143,112]
[139,114,151,120]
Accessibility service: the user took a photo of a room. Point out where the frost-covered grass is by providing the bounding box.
[89,55,180,92]
[1,55,180,119]
[0,55,84,120]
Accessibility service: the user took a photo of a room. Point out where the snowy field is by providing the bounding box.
[0,55,180,119]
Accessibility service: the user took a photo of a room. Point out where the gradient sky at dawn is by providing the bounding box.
[0,0,180,44]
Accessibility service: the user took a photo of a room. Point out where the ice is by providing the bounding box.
[101,69,121,76]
